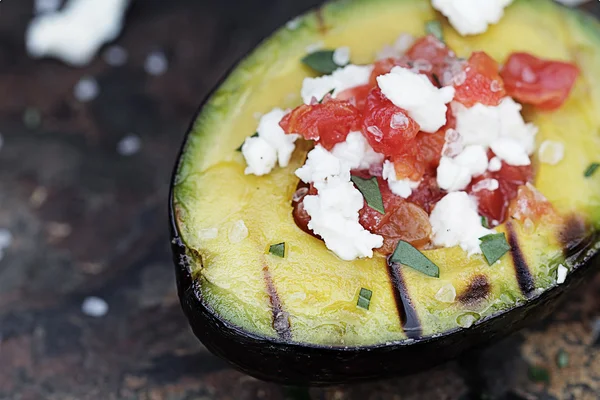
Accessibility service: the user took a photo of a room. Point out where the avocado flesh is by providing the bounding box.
[173,0,600,347]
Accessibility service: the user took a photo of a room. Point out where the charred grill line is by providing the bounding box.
[263,266,292,341]
[507,222,535,298]
[387,261,422,339]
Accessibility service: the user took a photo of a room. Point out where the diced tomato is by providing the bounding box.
[507,184,560,224]
[407,175,445,214]
[453,51,506,107]
[500,52,580,110]
[279,99,362,150]
[359,176,432,254]
[337,83,373,111]
[361,88,420,158]
[406,35,455,66]
[468,160,533,224]
[369,57,411,86]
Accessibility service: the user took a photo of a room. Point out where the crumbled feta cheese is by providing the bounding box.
[431,0,514,36]
[538,140,565,165]
[303,176,383,260]
[377,67,455,133]
[228,220,248,243]
[333,47,351,66]
[331,131,384,170]
[296,143,384,260]
[117,134,142,156]
[81,296,109,317]
[490,137,531,166]
[382,160,421,198]
[496,98,537,154]
[243,109,299,176]
[452,102,501,146]
[556,264,568,284]
[488,157,502,172]
[430,191,494,255]
[472,178,499,193]
[296,145,347,183]
[27,0,129,66]
[301,64,373,104]
[437,145,488,192]
[242,137,277,176]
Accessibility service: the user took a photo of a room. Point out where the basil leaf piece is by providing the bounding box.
[302,50,344,74]
[390,241,440,278]
[481,216,490,229]
[357,287,372,310]
[528,365,550,384]
[269,242,286,258]
[351,175,385,214]
[479,233,511,265]
[425,20,444,42]
[236,132,258,152]
[556,349,569,369]
[584,162,599,177]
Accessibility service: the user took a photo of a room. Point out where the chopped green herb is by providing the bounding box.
[357,287,373,310]
[425,20,444,42]
[556,349,569,369]
[481,216,489,229]
[319,88,335,103]
[269,242,286,258]
[584,162,600,177]
[236,132,258,152]
[351,175,385,214]
[479,233,511,265]
[390,241,440,278]
[528,365,550,384]
[302,50,344,74]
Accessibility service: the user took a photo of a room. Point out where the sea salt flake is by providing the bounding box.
[102,45,128,66]
[117,134,141,156]
[198,228,218,240]
[144,51,168,76]
[435,283,457,303]
[74,76,99,102]
[367,126,383,142]
[390,112,409,129]
[521,66,536,83]
[81,296,108,317]
[228,220,248,243]
[472,178,499,193]
[556,264,568,284]
[538,140,565,165]
[286,17,301,30]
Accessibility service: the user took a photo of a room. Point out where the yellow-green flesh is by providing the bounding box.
[173,0,600,346]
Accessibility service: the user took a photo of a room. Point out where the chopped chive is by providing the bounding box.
[269,242,286,258]
[319,88,335,103]
[302,50,344,74]
[390,241,440,278]
[479,233,511,265]
[357,287,373,310]
[528,365,550,384]
[584,162,599,177]
[236,132,258,152]
[425,20,444,42]
[556,349,569,369]
[481,216,489,229]
[351,175,385,214]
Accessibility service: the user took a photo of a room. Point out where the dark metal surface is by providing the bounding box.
[0,0,599,399]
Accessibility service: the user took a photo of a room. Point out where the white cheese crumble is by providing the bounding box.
[377,67,455,133]
[333,47,351,67]
[556,264,568,284]
[382,160,421,198]
[331,131,384,170]
[242,109,299,176]
[488,157,502,172]
[472,178,499,193]
[26,0,129,66]
[430,191,494,255]
[296,144,383,260]
[301,64,373,105]
[431,0,514,36]
[490,137,531,166]
[437,145,488,192]
[538,140,565,165]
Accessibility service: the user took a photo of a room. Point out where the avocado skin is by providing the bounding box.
[169,189,599,385]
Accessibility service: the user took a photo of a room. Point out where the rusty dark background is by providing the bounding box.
[0,0,599,399]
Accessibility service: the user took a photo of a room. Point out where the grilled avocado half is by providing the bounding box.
[170,0,600,385]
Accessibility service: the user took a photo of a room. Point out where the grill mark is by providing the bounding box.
[386,261,422,339]
[262,266,292,341]
[457,274,491,305]
[506,221,535,298]
[560,214,591,255]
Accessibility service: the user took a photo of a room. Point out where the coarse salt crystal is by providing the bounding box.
[81,296,109,317]
[144,50,168,76]
[472,178,499,193]
[286,17,301,30]
[435,283,457,303]
[367,125,383,142]
[117,134,141,156]
[538,140,565,165]
[74,76,99,102]
[390,112,410,129]
[198,228,218,240]
[228,220,248,243]
[556,264,568,284]
[102,45,128,66]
